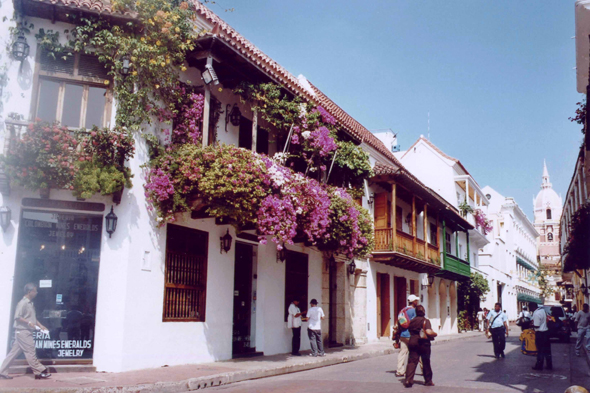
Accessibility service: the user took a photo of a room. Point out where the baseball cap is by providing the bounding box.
[407,294,419,302]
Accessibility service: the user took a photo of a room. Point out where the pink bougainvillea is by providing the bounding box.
[474,209,493,235]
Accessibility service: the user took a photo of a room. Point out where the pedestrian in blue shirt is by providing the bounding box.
[394,294,419,376]
[486,302,509,359]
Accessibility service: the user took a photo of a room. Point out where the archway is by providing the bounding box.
[449,282,457,333]
[438,280,447,333]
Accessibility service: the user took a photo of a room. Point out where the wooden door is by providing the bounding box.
[394,276,407,323]
[380,274,391,337]
[233,242,254,356]
[374,193,389,229]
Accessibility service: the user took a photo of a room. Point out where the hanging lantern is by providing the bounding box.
[220,229,232,254]
[11,34,30,62]
[105,206,118,238]
[276,244,287,263]
[121,55,131,76]
[0,206,11,232]
[348,259,356,275]
[202,64,219,85]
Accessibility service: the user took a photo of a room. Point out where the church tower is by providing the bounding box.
[533,161,562,303]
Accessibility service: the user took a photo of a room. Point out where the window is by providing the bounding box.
[239,116,252,149]
[256,127,269,155]
[163,225,208,322]
[546,209,552,220]
[429,223,437,246]
[34,50,111,128]
[409,279,418,296]
[547,233,553,241]
[285,251,308,321]
[459,244,463,259]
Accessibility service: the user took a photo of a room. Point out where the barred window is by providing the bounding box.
[163,224,208,322]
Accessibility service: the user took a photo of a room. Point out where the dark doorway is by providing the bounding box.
[9,210,102,361]
[284,251,308,321]
[497,283,503,307]
[232,242,259,357]
[376,273,391,337]
[238,116,253,150]
[329,260,342,347]
[394,276,407,323]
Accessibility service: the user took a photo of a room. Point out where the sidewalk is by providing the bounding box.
[0,331,482,393]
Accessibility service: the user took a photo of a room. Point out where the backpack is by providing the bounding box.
[398,306,412,329]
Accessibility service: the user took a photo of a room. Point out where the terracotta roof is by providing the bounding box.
[26,0,400,167]
[402,136,473,179]
[19,0,136,17]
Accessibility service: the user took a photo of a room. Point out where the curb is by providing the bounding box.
[0,332,482,393]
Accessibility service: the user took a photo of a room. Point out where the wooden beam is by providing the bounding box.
[391,183,397,252]
[412,195,416,256]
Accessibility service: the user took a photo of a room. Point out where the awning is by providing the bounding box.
[516,257,536,272]
[517,293,542,304]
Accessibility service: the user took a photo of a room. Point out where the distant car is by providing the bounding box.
[542,305,571,343]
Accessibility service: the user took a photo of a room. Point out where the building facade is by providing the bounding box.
[478,187,540,320]
[533,162,563,305]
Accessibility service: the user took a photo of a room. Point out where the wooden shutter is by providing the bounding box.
[374,193,389,229]
[78,54,109,79]
[39,48,75,74]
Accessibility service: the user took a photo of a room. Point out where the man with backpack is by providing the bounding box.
[517,306,532,331]
[393,294,419,377]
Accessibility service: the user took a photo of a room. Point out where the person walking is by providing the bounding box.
[518,306,532,332]
[288,299,305,356]
[0,283,51,380]
[574,303,590,357]
[404,305,437,388]
[306,299,325,357]
[483,308,490,331]
[530,302,552,371]
[395,294,419,377]
[486,303,509,359]
[477,308,485,331]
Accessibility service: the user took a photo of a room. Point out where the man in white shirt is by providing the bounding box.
[530,302,552,371]
[288,299,305,356]
[518,306,532,331]
[306,299,325,357]
[486,303,509,359]
[574,303,590,357]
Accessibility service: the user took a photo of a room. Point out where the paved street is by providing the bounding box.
[205,328,590,393]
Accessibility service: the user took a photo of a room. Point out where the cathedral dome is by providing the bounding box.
[533,161,562,222]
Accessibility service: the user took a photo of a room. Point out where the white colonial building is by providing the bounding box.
[478,186,540,320]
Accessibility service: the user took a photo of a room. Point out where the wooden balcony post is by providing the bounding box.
[442,219,446,268]
[252,108,258,152]
[412,195,416,255]
[202,56,212,148]
[455,230,459,258]
[391,183,397,252]
[423,204,428,260]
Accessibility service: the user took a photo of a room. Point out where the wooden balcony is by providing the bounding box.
[373,228,441,275]
[435,253,470,281]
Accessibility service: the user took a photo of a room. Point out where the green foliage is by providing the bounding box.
[458,272,490,327]
[458,200,474,217]
[73,162,131,199]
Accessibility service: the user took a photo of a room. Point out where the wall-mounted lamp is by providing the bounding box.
[105,206,118,238]
[367,193,375,208]
[277,243,287,263]
[11,34,29,62]
[120,55,131,76]
[225,104,241,132]
[581,283,588,296]
[348,259,356,275]
[422,274,435,290]
[202,64,219,85]
[0,206,11,232]
[220,229,232,254]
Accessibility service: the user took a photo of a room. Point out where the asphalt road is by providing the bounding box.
[205,328,590,393]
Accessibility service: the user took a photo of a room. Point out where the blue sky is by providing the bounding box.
[218,0,583,220]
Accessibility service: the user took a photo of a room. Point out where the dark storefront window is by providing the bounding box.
[9,210,102,360]
[284,251,308,321]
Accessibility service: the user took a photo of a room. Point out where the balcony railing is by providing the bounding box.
[374,228,441,266]
[442,253,470,278]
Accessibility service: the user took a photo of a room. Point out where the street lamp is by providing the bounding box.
[220,229,232,254]
[105,206,118,238]
[348,259,356,275]
[202,64,219,85]
[0,206,11,232]
[276,243,287,263]
[422,274,435,290]
[225,104,241,132]
[11,34,29,62]
[581,283,588,297]
[120,55,131,76]
[367,193,375,208]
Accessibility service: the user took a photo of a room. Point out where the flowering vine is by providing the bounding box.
[473,209,493,235]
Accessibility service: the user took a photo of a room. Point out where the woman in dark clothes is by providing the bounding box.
[404,305,437,388]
